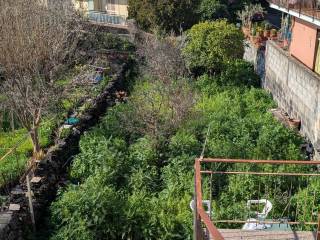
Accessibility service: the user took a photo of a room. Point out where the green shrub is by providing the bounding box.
[198,0,229,21]
[219,60,260,87]
[169,131,200,157]
[49,40,311,238]
[70,132,128,184]
[183,20,244,74]
[50,173,125,240]
[128,0,200,33]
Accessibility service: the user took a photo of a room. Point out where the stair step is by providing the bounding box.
[8,204,20,211]
[31,177,42,183]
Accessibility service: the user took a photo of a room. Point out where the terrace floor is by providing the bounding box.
[218,229,316,240]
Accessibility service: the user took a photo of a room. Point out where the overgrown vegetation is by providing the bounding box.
[0,0,82,157]
[183,20,244,74]
[0,0,135,189]
[47,18,316,239]
[0,120,54,187]
[128,0,263,33]
[0,1,316,239]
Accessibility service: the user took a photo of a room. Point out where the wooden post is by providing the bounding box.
[26,174,36,232]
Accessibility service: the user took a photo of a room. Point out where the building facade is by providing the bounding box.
[89,0,128,17]
[269,0,320,73]
[75,0,128,25]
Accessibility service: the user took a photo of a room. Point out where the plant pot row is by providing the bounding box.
[242,27,277,38]
[242,27,278,48]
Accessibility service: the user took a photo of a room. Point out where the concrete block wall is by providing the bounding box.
[264,41,320,149]
[243,42,265,79]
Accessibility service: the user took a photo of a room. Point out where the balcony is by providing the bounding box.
[86,10,127,27]
[194,158,320,240]
[268,0,320,26]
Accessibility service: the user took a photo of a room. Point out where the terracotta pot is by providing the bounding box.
[255,36,263,48]
[250,35,256,43]
[289,119,301,129]
[253,36,262,45]
[242,27,250,38]
[255,42,261,48]
[256,31,263,38]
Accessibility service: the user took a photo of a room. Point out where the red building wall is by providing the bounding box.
[290,17,318,70]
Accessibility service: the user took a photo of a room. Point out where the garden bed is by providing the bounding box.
[0,59,135,240]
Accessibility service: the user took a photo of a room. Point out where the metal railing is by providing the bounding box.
[86,10,127,26]
[194,157,320,240]
[268,0,320,21]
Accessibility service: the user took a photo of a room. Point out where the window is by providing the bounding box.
[107,0,116,13]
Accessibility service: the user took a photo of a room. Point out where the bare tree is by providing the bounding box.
[132,26,188,83]
[124,24,194,141]
[123,79,195,141]
[0,0,82,157]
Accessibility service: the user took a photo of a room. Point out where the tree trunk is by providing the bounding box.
[30,127,41,156]
[10,110,15,131]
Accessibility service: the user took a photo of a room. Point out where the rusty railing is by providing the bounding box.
[267,0,320,21]
[194,158,320,240]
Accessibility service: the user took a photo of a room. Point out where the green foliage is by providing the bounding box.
[169,131,201,157]
[48,18,313,239]
[0,110,21,131]
[195,60,260,94]
[0,30,133,189]
[0,119,54,187]
[198,0,229,21]
[292,178,320,230]
[98,103,130,139]
[128,0,200,33]
[193,88,302,160]
[50,74,308,238]
[70,132,127,184]
[121,77,194,141]
[183,20,244,74]
[128,0,155,31]
[50,173,125,240]
[219,60,260,87]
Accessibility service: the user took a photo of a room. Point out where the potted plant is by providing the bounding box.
[237,4,266,39]
[242,25,250,38]
[237,8,251,38]
[288,119,301,130]
[256,26,263,38]
[270,29,277,39]
[263,23,270,38]
[250,26,257,43]
[255,31,263,48]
